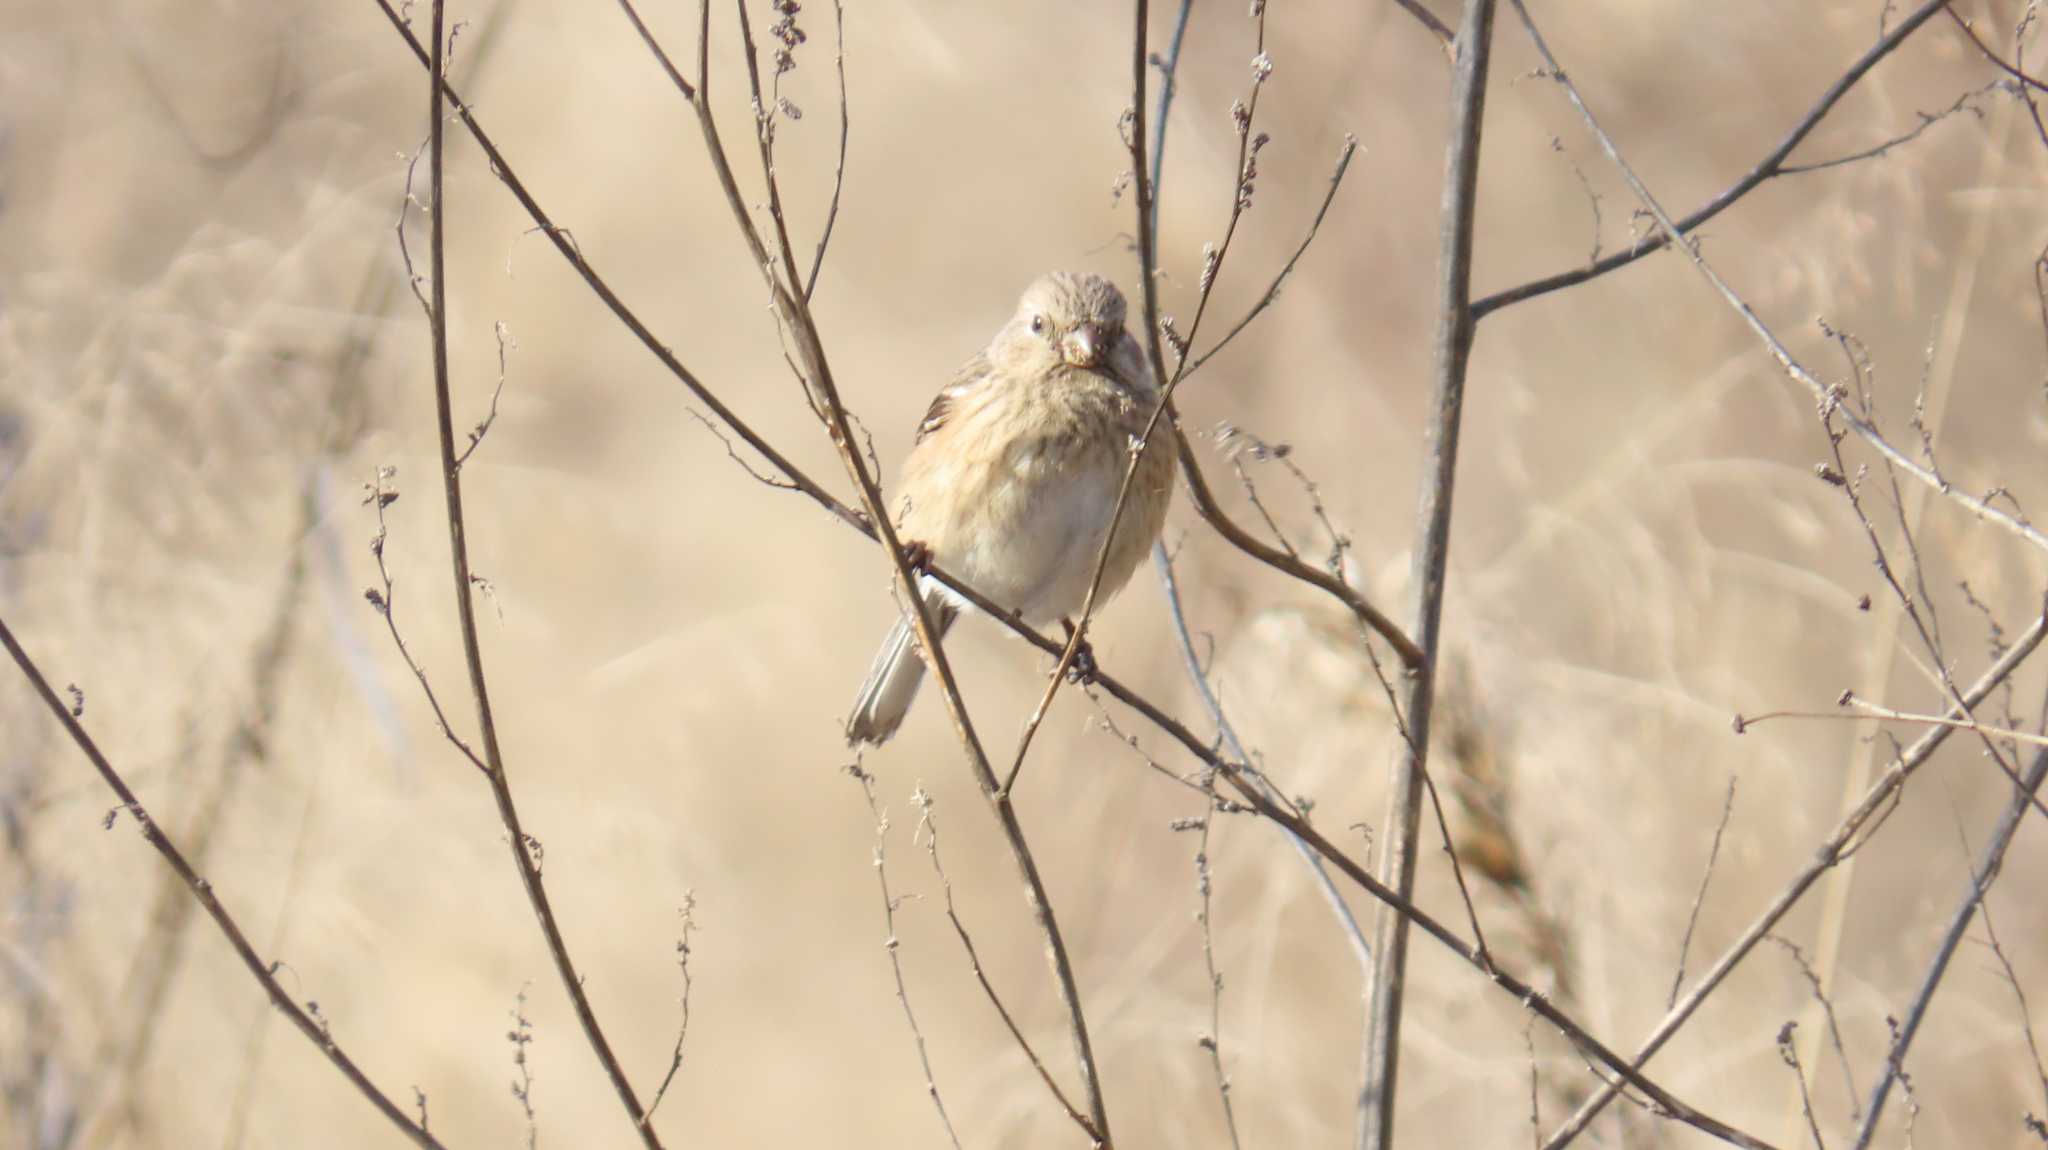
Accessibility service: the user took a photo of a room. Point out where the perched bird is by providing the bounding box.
[845,271,1177,746]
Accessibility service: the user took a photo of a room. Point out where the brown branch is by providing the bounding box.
[1472,0,1951,321]
[0,616,449,1150]
[1360,2,1495,1146]
[419,4,663,1142]
[803,0,849,300]
[912,787,1098,1143]
[852,770,966,1149]
[1391,0,1457,47]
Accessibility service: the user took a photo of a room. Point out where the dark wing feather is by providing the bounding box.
[917,352,992,443]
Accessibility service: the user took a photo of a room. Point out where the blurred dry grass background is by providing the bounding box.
[3,0,2047,1146]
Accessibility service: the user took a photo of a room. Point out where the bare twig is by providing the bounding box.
[1179,134,1361,381]
[1473,0,1951,321]
[1975,898,2048,1123]
[0,616,448,1150]
[1668,775,1737,1009]
[363,467,489,776]
[508,985,538,1150]
[1153,543,1373,968]
[1512,0,2048,558]
[1390,0,1456,46]
[1181,806,1245,1150]
[1775,1023,1828,1150]
[1946,8,2048,148]
[643,893,698,1125]
[1848,748,2048,1148]
[802,0,848,300]
[454,320,513,470]
[912,788,1098,1142]
[1776,80,2004,174]
[851,768,965,1150]
[1768,936,1861,1124]
[1360,3,1496,1147]
[419,4,663,1141]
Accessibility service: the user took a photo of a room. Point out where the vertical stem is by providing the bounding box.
[1359,1,1496,1146]
[423,4,663,1144]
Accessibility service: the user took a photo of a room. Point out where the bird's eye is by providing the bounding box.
[1030,314,1047,336]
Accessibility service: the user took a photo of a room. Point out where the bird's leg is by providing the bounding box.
[1059,617,1097,685]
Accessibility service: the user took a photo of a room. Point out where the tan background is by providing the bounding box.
[3,0,2047,1146]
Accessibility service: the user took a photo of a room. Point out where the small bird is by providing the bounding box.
[845,271,1177,746]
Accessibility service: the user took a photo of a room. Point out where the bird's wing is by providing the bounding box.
[916,352,992,444]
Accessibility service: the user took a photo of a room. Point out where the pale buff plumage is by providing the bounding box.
[845,272,1176,746]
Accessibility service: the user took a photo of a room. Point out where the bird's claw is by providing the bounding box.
[900,539,934,575]
[1060,618,1098,685]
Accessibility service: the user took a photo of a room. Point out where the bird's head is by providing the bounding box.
[995,271,1131,375]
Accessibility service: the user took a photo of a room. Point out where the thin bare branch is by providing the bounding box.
[802,0,849,300]
[1768,935,1861,1124]
[851,769,965,1150]
[643,893,698,1125]
[1514,6,2048,557]
[912,788,1099,1143]
[0,616,448,1150]
[1180,136,1361,381]
[1153,542,1373,969]
[1182,805,1245,1150]
[1473,0,1951,321]
[1780,80,2004,173]
[1669,775,1737,1008]
[1775,1023,1829,1150]
[1849,748,2048,1148]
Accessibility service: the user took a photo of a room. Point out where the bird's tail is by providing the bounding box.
[845,590,959,746]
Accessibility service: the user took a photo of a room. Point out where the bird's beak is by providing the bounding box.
[1062,325,1104,368]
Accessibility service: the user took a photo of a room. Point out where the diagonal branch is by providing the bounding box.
[1472,0,1951,321]
[1848,747,2048,1148]
[0,616,449,1150]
